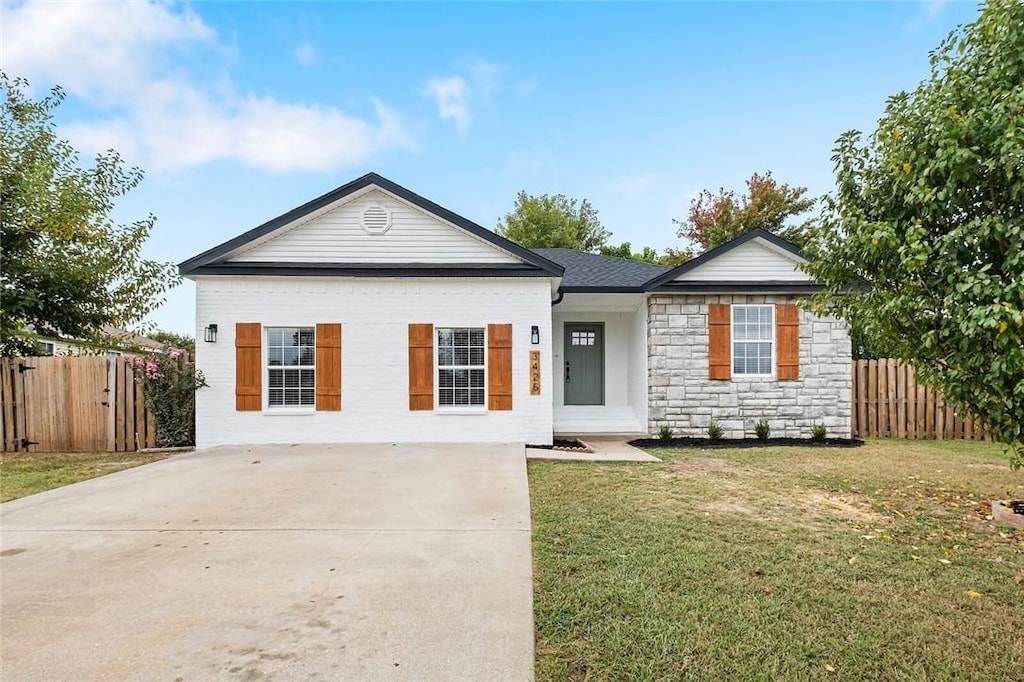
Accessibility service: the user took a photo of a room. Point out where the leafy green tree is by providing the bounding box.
[496,191,610,251]
[675,171,817,252]
[0,75,178,356]
[598,242,663,264]
[803,0,1024,467]
[148,330,196,354]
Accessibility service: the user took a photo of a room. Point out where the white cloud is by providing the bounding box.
[422,57,513,135]
[1,1,412,172]
[423,75,470,135]
[610,173,658,198]
[2,0,214,102]
[294,42,316,67]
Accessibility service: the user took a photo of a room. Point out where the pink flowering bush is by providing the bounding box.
[131,349,206,447]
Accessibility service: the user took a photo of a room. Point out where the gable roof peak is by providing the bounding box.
[178,172,564,277]
[642,229,808,291]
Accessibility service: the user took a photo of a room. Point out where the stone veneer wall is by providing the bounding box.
[648,294,852,439]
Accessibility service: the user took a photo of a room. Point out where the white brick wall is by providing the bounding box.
[194,277,554,447]
[648,294,852,439]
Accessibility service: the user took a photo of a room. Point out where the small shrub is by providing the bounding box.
[707,421,723,442]
[658,425,674,440]
[133,349,207,447]
[754,419,770,441]
[811,423,827,442]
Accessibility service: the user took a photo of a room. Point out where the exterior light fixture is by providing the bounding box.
[204,324,218,343]
[531,325,540,345]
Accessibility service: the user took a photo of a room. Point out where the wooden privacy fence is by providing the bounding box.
[0,356,157,453]
[852,358,990,441]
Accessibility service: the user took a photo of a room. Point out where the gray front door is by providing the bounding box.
[564,323,604,405]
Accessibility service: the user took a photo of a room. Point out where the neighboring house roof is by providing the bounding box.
[531,249,670,293]
[643,228,823,293]
[31,325,166,353]
[179,172,565,278]
[98,325,167,352]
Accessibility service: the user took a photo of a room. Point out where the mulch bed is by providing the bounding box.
[629,437,864,449]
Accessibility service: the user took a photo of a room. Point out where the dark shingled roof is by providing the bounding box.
[531,248,670,292]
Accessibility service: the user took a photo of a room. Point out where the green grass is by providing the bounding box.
[0,451,172,502]
[530,440,1024,681]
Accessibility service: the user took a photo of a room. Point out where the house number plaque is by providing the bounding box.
[529,351,541,395]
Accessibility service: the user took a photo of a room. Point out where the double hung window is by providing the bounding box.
[267,327,315,407]
[437,328,485,407]
[732,305,774,376]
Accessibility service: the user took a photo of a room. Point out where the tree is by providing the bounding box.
[148,330,196,354]
[802,0,1024,467]
[496,191,610,251]
[0,75,178,356]
[675,172,817,252]
[598,242,663,264]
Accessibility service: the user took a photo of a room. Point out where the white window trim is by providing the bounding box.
[434,325,488,411]
[731,304,775,378]
[264,325,317,411]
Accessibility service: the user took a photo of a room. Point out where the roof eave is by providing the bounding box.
[557,285,649,294]
[651,281,825,293]
[183,262,559,279]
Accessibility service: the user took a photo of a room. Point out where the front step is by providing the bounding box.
[553,406,646,436]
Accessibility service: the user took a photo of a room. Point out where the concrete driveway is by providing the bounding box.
[0,443,534,681]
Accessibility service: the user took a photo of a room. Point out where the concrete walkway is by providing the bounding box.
[526,437,660,462]
[0,443,534,681]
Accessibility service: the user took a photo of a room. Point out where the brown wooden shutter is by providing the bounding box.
[315,323,342,411]
[235,322,262,411]
[488,323,513,410]
[708,304,731,381]
[408,323,434,410]
[776,304,800,381]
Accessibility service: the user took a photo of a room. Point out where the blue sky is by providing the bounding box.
[2,0,979,335]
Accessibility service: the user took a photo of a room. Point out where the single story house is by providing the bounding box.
[180,173,851,448]
[26,325,166,358]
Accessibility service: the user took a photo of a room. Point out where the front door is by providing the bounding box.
[564,323,604,405]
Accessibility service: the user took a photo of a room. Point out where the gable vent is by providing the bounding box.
[361,205,392,235]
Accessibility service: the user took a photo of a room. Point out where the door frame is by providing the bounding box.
[562,322,605,406]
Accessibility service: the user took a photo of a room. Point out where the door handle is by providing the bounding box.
[565,361,570,383]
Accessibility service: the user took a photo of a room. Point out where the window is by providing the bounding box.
[437,327,485,407]
[39,341,55,356]
[106,350,121,359]
[732,305,774,376]
[267,327,315,407]
[570,330,596,346]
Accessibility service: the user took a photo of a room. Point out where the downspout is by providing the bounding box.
[551,291,564,306]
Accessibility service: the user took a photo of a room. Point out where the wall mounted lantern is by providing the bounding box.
[531,325,540,345]
[204,324,218,343]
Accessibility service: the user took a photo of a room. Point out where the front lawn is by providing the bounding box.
[530,440,1024,681]
[0,451,172,503]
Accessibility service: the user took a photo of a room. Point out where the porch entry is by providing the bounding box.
[563,323,604,405]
